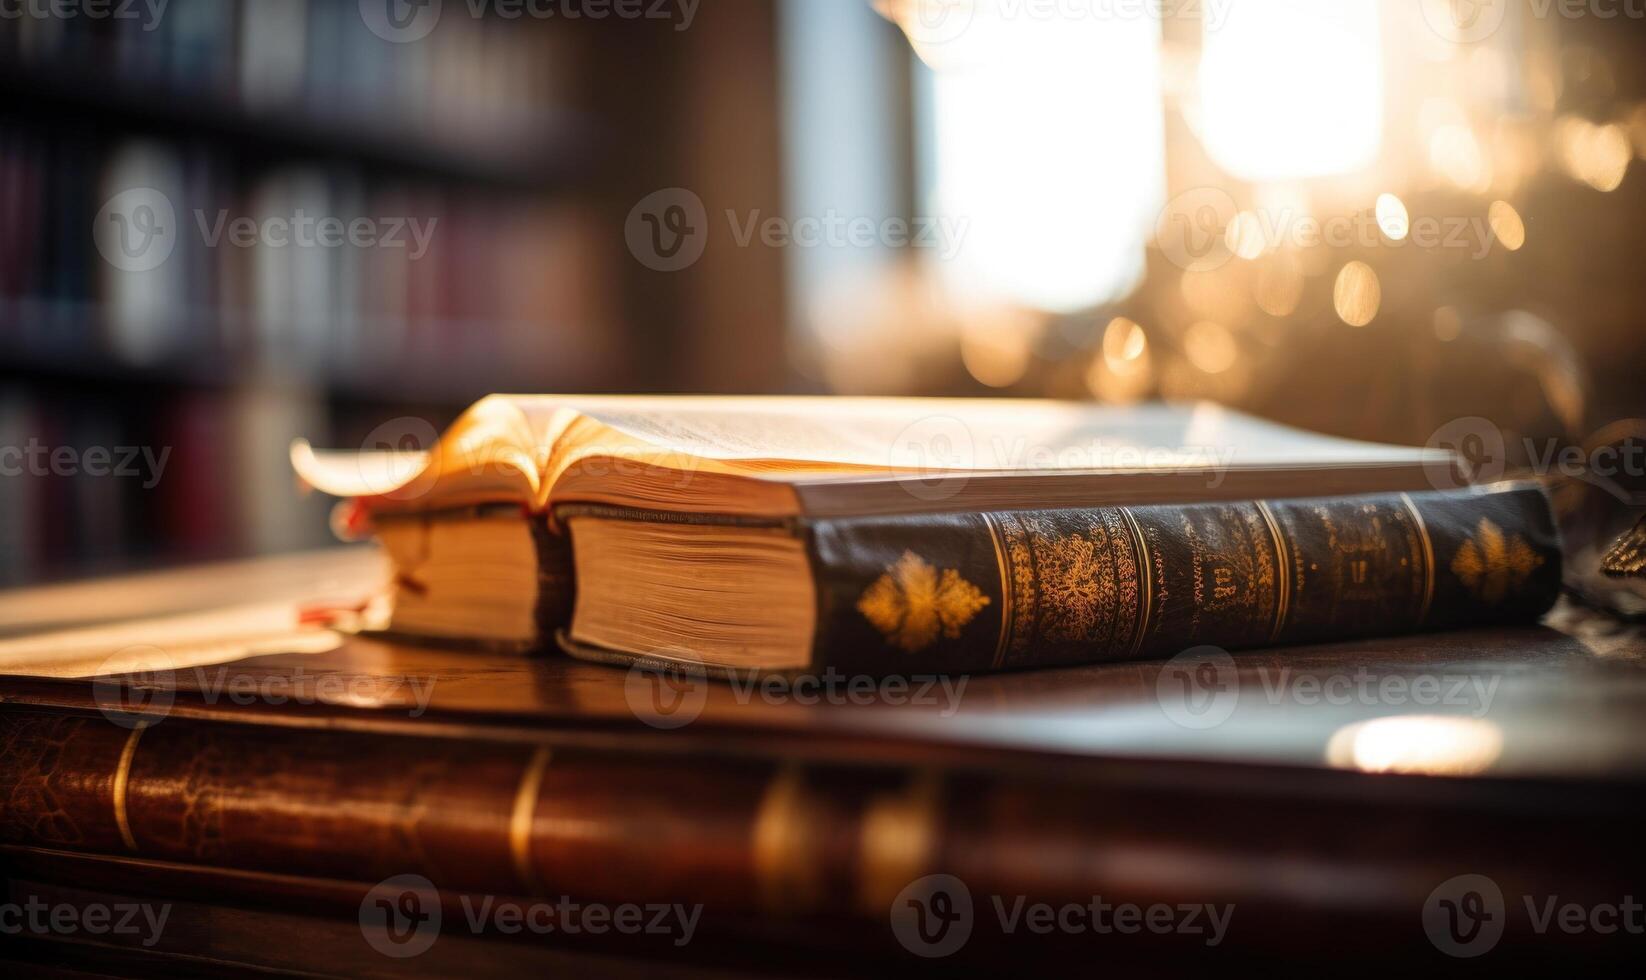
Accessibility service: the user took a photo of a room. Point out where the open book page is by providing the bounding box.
[291,396,826,514]
[0,548,387,677]
[546,397,1452,515]
[548,396,1432,471]
[291,396,566,509]
[0,603,350,678]
[293,395,1448,517]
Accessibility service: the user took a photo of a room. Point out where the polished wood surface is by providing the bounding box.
[3,550,1645,975]
[6,618,1641,775]
[4,547,1642,780]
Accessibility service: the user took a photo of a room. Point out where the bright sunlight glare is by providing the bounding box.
[1198,0,1385,181]
[922,7,1164,313]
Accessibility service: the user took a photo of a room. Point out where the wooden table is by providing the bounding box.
[2,550,1644,975]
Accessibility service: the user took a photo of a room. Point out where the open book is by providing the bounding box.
[292,396,1558,674]
[294,394,1448,517]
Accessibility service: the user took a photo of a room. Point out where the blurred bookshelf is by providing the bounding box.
[0,0,658,584]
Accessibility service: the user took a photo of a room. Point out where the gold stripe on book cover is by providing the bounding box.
[1398,492,1438,627]
[981,513,1013,670]
[113,724,146,853]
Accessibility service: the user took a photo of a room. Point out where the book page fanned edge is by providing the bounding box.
[290,396,1456,517]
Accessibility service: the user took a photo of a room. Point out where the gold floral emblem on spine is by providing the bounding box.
[857,551,991,653]
[1034,531,1104,644]
[1451,518,1544,604]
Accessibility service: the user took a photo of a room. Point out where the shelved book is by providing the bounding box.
[292,396,1562,676]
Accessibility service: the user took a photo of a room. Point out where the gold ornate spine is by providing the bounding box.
[1117,507,1153,658]
[1254,500,1292,643]
[981,512,1014,671]
[838,486,1558,673]
[1399,492,1436,627]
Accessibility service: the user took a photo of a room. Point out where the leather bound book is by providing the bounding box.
[0,550,1643,973]
[291,395,1555,673]
[557,483,1560,676]
[3,595,1646,973]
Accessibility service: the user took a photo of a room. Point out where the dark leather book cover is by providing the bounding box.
[2,687,1642,968]
[809,484,1562,676]
[558,484,1561,676]
[0,555,1643,970]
